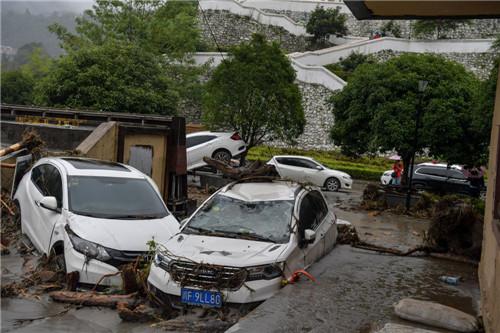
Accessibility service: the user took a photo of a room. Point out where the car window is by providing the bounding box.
[68,176,168,219]
[186,194,293,243]
[448,170,466,180]
[31,164,63,207]
[417,167,447,177]
[186,135,217,148]
[276,158,317,169]
[299,191,328,232]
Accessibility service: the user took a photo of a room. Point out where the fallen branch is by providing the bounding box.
[91,271,121,292]
[429,253,479,266]
[352,241,435,256]
[49,291,137,308]
[202,157,278,180]
[0,129,44,157]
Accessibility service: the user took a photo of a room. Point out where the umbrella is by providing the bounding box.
[389,154,401,160]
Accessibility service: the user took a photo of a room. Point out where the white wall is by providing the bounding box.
[199,0,309,35]
[239,0,351,14]
[292,37,495,66]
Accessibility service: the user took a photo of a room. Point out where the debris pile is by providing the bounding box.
[425,196,483,260]
[202,157,278,180]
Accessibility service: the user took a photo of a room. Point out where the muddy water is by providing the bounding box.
[230,245,479,333]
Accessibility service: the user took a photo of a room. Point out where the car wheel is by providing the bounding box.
[325,177,340,192]
[49,246,66,273]
[212,149,232,163]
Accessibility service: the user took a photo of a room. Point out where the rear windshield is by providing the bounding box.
[68,176,168,219]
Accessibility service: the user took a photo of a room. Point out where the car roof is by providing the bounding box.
[273,155,315,161]
[219,181,301,202]
[39,157,146,178]
[186,131,228,137]
[417,162,462,170]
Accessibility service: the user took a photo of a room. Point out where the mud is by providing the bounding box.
[2,180,480,333]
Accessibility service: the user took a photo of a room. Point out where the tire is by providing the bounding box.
[212,149,232,163]
[325,177,341,192]
[49,245,66,273]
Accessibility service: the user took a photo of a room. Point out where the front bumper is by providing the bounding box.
[147,263,282,305]
[342,178,353,189]
[64,244,122,287]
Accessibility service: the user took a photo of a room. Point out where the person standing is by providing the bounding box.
[391,160,403,185]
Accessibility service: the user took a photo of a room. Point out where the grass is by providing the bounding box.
[247,146,393,181]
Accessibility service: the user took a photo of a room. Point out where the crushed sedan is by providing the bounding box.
[13,157,179,287]
[148,179,338,307]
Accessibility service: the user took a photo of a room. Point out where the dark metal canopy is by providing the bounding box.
[344,1,500,20]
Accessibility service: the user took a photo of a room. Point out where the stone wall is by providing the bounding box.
[261,8,500,39]
[265,82,335,150]
[372,50,497,80]
[197,9,330,53]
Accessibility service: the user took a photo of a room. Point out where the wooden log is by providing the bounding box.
[0,163,16,169]
[0,143,24,157]
[117,302,157,322]
[49,291,137,308]
[121,264,139,294]
[65,271,79,291]
[202,157,277,180]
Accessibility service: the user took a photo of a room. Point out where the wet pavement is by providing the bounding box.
[228,245,479,333]
[1,180,480,333]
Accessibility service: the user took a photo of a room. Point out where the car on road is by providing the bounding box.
[381,163,481,196]
[267,155,352,191]
[14,157,179,287]
[187,131,247,171]
[148,179,338,306]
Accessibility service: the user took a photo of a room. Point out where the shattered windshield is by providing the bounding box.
[68,176,168,219]
[185,194,294,243]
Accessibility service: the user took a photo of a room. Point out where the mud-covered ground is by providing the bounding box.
[1,181,480,332]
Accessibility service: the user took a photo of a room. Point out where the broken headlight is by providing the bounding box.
[153,252,173,271]
[246,263,284,281]
[66,226,111,261]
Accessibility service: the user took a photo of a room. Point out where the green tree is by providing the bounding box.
[380,21,402,38]
[330,53,480,181]
[34,41,178,114]
[413,19,471,39]
[325,52,376,81]
[203,34,305,155]
[1,47,52,105]
[306,6,348,43]
[37,0,202,114]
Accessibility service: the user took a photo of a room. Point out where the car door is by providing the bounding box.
[187,135,217,169]
[297,159,324,186]
[27,164,64,253]
[297,191,332,267]
[273,158,299,180]
[446,169,470,194]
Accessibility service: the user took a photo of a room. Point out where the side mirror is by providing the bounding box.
[40,196,59,212]
[316,165,323,171]
[304,229,316,243]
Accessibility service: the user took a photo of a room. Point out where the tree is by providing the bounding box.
[1,46,51,105]
[330,53,480,182]
[34,41,178,114]
[37,0,202,114]
[306,6,348,43]
[380,21,402,38]
[325,52,376,81]
[413,19,471,39]
[203,34,305,156]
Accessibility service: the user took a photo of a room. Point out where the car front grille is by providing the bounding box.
[169,260,247,290]
[106,250,150,268]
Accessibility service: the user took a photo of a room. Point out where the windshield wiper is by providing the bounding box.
[105,214,164,220]
[184,226,217,235]
[212,230,276,243]
[72,211,104,218]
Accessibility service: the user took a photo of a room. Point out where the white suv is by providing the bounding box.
[14,157,179,286]
[186,131,247,171]
[148,179,337,307]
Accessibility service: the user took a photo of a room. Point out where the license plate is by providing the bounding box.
[181,288,222,308]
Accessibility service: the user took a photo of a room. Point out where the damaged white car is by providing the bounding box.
[14,157,179,287]
[148,179,337,307]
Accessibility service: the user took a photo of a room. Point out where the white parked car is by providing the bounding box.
[187,131,247,171]
[14,157,179,286]
[267,155,353,191]
[148,180,337,306]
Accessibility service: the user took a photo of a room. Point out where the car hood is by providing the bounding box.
[164,233,288,267]
[66,212,179,251]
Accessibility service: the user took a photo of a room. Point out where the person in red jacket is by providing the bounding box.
[391,160,403,185]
